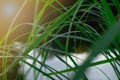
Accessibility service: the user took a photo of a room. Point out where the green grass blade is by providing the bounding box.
[72,19,120,80]
[102,0,116,25]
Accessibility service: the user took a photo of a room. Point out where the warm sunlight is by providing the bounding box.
[0,0,34,43]
[3,4,16,16]
[0,1,22,40]
[0,0,74,42]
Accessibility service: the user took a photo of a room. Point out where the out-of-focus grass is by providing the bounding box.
[1,0,120,80]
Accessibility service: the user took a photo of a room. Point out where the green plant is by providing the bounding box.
[1,0,120,80]
[21,0,120,80]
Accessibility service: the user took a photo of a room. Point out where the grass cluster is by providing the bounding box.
[1,0,120,80]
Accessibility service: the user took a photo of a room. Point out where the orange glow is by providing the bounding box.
[0,0,75,43]
[0,0,34,43]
